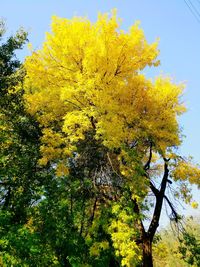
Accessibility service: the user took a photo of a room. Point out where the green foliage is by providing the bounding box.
[178,218,200,266]
[0,20,49,266]
[153,217,200,267]
[0,210,58,267]
[0,18,42,221]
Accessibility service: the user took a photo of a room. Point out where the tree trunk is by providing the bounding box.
[142,238,153,267]
[109,256,120,267]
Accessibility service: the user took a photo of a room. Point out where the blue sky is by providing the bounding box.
[1,0,200,224]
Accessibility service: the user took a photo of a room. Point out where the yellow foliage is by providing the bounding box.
[55,163,69,177]
[191,201,198,209]
[24,10,185,175]
[89,241,109,257]
[172,160,200,187]
[109,205,142,266]
[24,217,35,233]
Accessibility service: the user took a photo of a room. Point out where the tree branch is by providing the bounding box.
[131,197,146,239]
[164,195,179,222]
[89,197,98,225]
[148,158,169,240]
[144,142,153,170]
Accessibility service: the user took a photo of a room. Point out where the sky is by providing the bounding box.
[1,0,200,225]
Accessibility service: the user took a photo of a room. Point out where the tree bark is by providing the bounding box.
[142,237,153,267]
[109,256,120,267]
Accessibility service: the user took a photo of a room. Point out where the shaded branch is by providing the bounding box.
[90,116,96,129]
[107,152,122,179]
[79,198,86,236]
[164,195,179,223]
[144,142,153,170]
[64,99,82,110]
[89,197,98,225]
[131,197,146,238]
[149,181,159,197]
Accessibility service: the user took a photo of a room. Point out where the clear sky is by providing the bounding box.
[1,0,200,225]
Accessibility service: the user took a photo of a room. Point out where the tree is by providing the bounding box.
[153,216,200,267]
[0,19,43,223]
[178,217,200,266]
[0,21,53,266]
[23,11,200,266]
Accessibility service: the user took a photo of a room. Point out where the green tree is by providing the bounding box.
[0,20,55,266]
[30,133,119,266]
[0,19,40,223]
[153,216,200,267]
[178,217,200,266]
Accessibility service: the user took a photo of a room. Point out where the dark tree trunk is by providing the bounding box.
[142,237,153,267]
[109,256,120,267]
[131,158,171,267]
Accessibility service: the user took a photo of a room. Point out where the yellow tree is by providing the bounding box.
[23,11,200,267]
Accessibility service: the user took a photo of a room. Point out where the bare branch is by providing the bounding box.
[148,158,169,240]
[144,142,153,171]
[164,195,179,223]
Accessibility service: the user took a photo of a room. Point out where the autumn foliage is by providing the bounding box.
[24,11,184,167]
[1,11,200,267]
